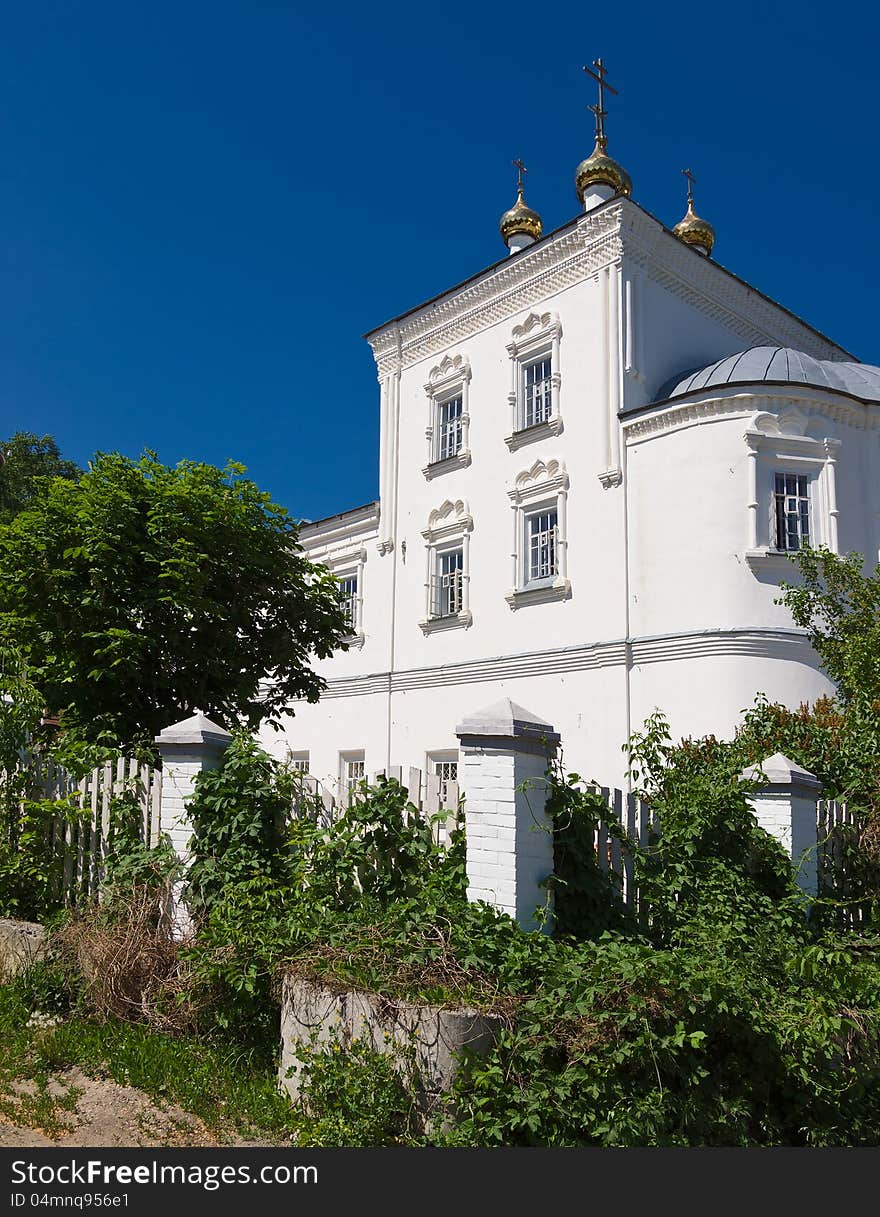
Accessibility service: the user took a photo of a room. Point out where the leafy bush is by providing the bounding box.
[288,1035,422,1147]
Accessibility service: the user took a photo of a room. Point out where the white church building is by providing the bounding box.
[262,85,880,799]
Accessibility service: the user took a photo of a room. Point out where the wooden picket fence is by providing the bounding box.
[585,788,869,925]
[817,798,869,929]
[28,756,162,906]
[583,784,653,913]
[289,765,462,846]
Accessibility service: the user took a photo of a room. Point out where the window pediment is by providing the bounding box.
[508,458,568,504]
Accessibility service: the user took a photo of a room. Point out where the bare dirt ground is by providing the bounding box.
[0,1069,280,1148]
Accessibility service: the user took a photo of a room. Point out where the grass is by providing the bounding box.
[0,967,296,1143]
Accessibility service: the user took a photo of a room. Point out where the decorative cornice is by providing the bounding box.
[300,502,380,553]
[370,210,623,377]
[623,384,879,444]
[617,205,849,362]
[302,627,816,700]
[367,199,849,380]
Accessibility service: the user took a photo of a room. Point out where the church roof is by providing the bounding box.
[652,346,880,406]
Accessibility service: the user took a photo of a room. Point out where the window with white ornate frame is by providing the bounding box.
[323,546,366,647]
[423,354,472,479]
[419,498,473,632]
[743,412,840,572]
[505,458,570,608]
[505,311,563,451]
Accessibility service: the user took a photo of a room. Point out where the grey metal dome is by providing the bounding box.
[654,346,880,405]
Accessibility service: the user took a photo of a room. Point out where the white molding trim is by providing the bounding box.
[422,450,472,480]
[421,498,473,631]
[506,310,562,440]
[743,413,839,560]
[298,627,816,700]
[507,458,569,604]
[504,415,564,452]
[505,578,571,610]
[419,608,473,634]
[623,384,878,445]
[598,466,623,488]
[367,200,848,379]
[507,457,568,505]
[424,352,472,476]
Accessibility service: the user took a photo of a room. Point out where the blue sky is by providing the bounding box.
[1,1,876,522]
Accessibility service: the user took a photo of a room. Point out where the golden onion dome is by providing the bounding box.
[673,198,715,256]
[574,138,632,203]
[499,188,543,246]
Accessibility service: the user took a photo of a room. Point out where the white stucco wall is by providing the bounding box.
[266,197,878,797]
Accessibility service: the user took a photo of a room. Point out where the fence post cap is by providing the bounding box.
[155,711,233,751]
[455,698,560,747]
[741,751,821,793]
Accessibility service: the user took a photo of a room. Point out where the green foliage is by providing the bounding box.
[626,712,801,946]
[0,450,347,752]
[545,767,633,938]
[288,1035,422,1147]
[0,794,88,921]
[439,930,880,1146]
[0,432,80,526]
[184,733,294,922]
[182,741,466,1046]
[779,546,880,707]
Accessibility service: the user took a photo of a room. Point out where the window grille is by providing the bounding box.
[431,549,464,617]
[337,575,358,632]
[527,510,558,582]
[436,396,463,462]
[434,759,458,802]
[522,356,553,430]
[289,754,310,773]
[774,473,810,552]
[344,756,365,800]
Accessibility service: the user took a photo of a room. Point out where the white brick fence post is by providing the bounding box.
[455,699,559,932]
[741,751,821,898]
[155,711,232,935]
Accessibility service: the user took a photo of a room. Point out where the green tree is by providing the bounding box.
[0,432,80,524]
[779,545,880,707]
[0,451,347,751]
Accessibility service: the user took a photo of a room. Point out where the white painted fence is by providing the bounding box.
[29,756,162,905]
[289,765,462,845]
[817,797,867,929]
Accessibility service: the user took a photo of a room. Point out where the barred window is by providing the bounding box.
[527,509,558,582]
[341,754,365,804]
[337,574,358,633]
[434,759,458,801]
[436,396,464,462]
[774,473,810,552]
[431,548,464,618]
[289,753,310,773]
[522,356,553,430]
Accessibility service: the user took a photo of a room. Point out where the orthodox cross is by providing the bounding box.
[682,167,696,207]
[513,157,528,196]
[582,57,618,148]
